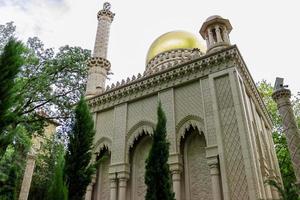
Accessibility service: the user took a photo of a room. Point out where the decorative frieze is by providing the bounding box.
[87,46,272,130]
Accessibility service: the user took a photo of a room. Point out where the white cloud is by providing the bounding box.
[1,0,300,94]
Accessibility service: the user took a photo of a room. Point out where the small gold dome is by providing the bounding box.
[146,31,205,63]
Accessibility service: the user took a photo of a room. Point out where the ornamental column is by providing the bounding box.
[171,170,181,200]
[85,2,115,98]
[215,25,223,43]
[207,157,222,200]
[169,154,183,200]
[272,78,300,187]
[109,178,117,200]
[118,172,129,200]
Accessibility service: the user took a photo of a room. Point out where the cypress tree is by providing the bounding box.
[65,98,95,200]
[47,145,68,200]
[145,102,175,200]
[0,38,25,156]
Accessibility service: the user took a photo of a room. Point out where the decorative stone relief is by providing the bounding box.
[127,96,157,132]
[214,75,249,199]
[128,136,152,200]
[201,78,217,146]
[95,154,110,200]
[95,110,114,143]
[174,81,203,125]
[184,131,212,200]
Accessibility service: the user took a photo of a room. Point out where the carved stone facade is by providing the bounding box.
[85,3,282,200]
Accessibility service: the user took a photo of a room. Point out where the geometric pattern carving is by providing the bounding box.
[95,110,114,143]
[175,81,203,125]
[97,154,110,200]
[128,136,152,200]
[184,132,213,200]
[127,96,157,132]
[201,78,217,146]
[215,75,249,200]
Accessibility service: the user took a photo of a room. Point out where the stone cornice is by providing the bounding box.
[87,45,272,128]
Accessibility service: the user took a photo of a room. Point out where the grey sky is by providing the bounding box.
[0,0,299,94]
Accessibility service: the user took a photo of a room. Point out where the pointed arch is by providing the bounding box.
[176,115,206,150]
[126,120,155,149]
[93,137,112,155]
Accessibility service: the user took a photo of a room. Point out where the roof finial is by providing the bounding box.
[103,2,111,10]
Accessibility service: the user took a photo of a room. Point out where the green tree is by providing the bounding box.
[0,22,91,199]
[47,145,68,200]
[28,135,63,200]
[257,80,300,199]
[0,125,31,200]
[145,102,175,200]
[0,38,26,156]
[65,98,95,200]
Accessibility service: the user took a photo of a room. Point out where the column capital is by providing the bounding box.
[117,171,130,180]
[168,153,183,173]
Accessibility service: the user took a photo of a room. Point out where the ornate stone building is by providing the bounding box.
[85,3,282,200]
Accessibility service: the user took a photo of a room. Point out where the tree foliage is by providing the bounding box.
[0,21,91,199]
[0,38,26,156]
[65,98,95,200]
[145,102,175,200]
[257,80,300,199]
[0,125,31,200]
[28,135,63,200]
[47,145,68,200]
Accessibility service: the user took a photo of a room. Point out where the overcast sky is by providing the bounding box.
[0,0,299,94]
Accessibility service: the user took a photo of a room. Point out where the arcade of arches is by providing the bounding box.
[91,126,221,200]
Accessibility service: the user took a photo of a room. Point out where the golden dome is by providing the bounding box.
[146,30,205,63]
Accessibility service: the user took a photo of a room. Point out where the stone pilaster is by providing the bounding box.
[18,153,36,200]
[206,146,222,200]
[272,88,300,187]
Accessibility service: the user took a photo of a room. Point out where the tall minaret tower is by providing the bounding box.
[272,78,300,188]
[85,2,115,98]
[200,15,232,53]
